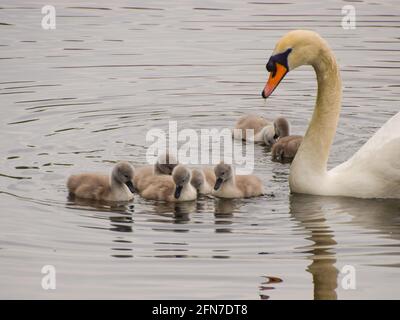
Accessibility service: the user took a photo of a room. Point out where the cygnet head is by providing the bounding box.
[155,152,178,175]
[262,125,276,148]
[172,165,191,199]
[274,117,290,138]
[272,144,285,162]
[214,162,233,191]
[112,161,136,194]
[190,169,205,193]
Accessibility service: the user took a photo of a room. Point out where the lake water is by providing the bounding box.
[0,0,399,299]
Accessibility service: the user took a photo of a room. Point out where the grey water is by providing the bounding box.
[0,0,399,299]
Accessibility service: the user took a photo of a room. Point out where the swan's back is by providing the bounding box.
[329,112,400,198]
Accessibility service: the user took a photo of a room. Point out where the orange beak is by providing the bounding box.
[262,63,288,98]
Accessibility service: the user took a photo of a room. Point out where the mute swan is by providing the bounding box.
[261,125,276,147]
[233,114,270,141]
[213,162,264,198]
[140,165,197,202]
[263,116,290,147]
[190,167,216,195]
[67,161,136,202]
[272,135,303,162]
[273,117,290,138]
[270,117,302,162]
[262,30,400,199]
[233,115,290,148]
[134,152,178,193]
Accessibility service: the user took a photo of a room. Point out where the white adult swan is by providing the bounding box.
[262,30,400,199]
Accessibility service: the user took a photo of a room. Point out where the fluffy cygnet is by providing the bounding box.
[134,152,178,193]
[140,165,197,202]
[213,162,264,199]
[67,161,136,202]
[263,117,290,147]
[271,135,303,162]
[190,167,216,195]
[232,114,271,141]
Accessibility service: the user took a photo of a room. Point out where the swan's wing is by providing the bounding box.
[330,112,400,196]
[346,111,400,164]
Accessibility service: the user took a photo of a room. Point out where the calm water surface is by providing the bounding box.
[0,0,399,299]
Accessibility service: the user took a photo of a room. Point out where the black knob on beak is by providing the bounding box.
[266,59,275,72]
[266,59,277,78]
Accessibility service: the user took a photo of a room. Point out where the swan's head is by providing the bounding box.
[262,30,328,98]
[112,161,136,194]
[172,165,191,199]
[190,169,205,193]
[214,162,233,191]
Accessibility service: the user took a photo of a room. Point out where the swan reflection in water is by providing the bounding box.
[289,194,400,300]
[67,193,400,298]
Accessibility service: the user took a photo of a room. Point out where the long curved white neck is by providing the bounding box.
[290,44,342,189]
